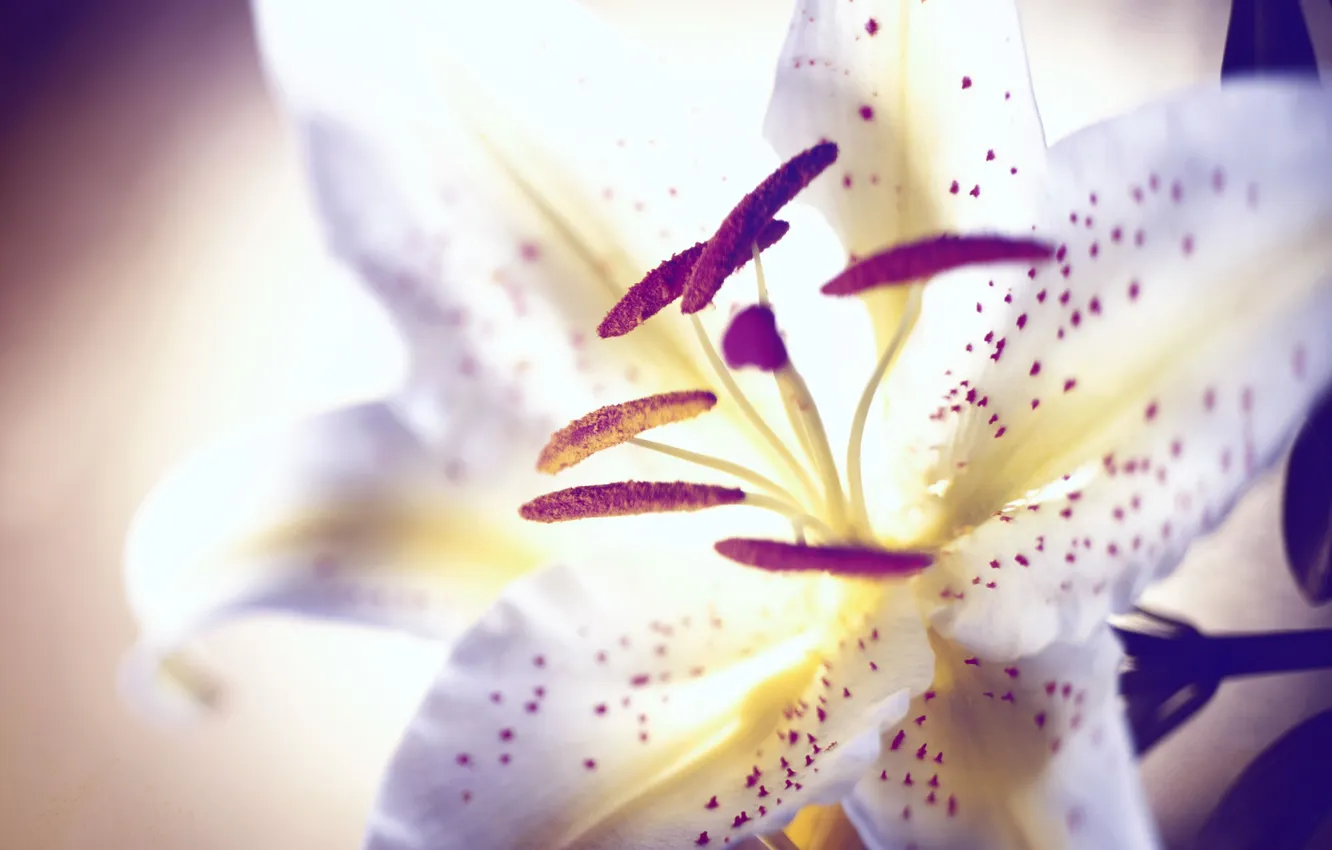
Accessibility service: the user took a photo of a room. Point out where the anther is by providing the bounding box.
[520,481,745,523]
[714,538,934,577]
[598,220,790,338]
[681,142,839,314]
[722,305,788,372]
[821,234,1056,296]
[537,390,718,474]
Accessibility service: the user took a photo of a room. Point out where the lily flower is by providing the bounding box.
[353,3,1332,850]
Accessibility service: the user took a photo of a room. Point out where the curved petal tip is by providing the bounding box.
[117,642,225,726]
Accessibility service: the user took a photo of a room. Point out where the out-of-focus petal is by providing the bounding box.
[254,0,799,441]
[363,554,933,849]
[120,402,549,721]
[842,627,1156,850]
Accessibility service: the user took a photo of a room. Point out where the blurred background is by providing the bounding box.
[1,0,1330,848]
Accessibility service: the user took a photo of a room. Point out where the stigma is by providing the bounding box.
[722,305,788,372]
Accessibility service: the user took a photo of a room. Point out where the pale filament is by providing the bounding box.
[628,437,801,505]
[742,493,837,541]
[750,243,832,499]
[654,243,916,548]
[750,244,824,503]
[846,286,923,535]
[689,314,820,505]
[778,383,823,501]
[776,368,849,535]
[752,242,771,306]
[750,246,850,537]
[790,517,808,544]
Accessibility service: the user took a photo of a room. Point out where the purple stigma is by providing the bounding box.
[722,305,788,372]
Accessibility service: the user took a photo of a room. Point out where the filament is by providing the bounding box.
[741,494,837,540]
[847,286,923,533]
[777,367,849,534]
[690,315,818,504]
[629,437,800,504]
[747,247,843,528]
[752,241,770,305]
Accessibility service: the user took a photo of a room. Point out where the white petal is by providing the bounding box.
[120,402,550,721]
[843,627,1157,850]
[254,0,788,435]
[925,281,1332,656]
[364,555,933,849]
[866,80,1332,655]
[764,0,1047,256]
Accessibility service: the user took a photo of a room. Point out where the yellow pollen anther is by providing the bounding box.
[847,286,924,534]
[536,390,718,474]
[519,481,745,523]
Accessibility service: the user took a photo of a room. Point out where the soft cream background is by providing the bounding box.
[1,1,1330,847]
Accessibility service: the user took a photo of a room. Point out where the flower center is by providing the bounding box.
[519,143,1054,578]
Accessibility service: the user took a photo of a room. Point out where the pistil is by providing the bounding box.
[721,304,831,516]
[719,257,851,538]
[690,314,820,503]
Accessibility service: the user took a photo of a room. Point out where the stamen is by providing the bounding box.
[537,390,718,474]
[598,219,790,338]
[714,538,933,577]
[847,287,924,533]
[722,305,789,372]
[519,481,744,523]
[629,437,800,504]
[742,495,838,539]
[791,518,808,545]
[821,234,1056,296]
[681,141,839,313]
[776,367,849,533]
[752,241,770,305]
